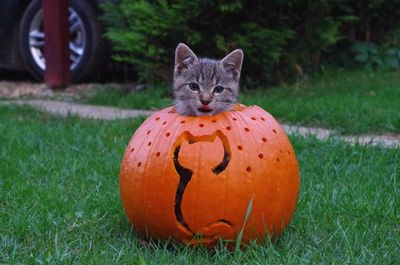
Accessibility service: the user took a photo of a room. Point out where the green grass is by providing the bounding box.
[241,68,400,134]
[1,105,399,264]
[79,85,171,110]
[78,68,400,134]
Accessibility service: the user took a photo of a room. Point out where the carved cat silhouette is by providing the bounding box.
[172,131,234,239]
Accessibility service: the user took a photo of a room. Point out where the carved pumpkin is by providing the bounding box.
[119,104,300,246]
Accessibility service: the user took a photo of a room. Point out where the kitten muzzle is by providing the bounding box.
[198,105,213,113]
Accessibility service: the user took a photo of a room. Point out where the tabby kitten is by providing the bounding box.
[173,43,243,116]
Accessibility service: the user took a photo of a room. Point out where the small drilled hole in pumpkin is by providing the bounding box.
[261,117,266,121]
[276,158,280,162]
[137,162,142,167]
[262,137,267,143]
[251,117,257,120]
[211,119,217,123]
[156,152,160,157]
[155,117,160,121]
[273,129,277,134]
[180,120,186,124]
[226,126,231,130]
[199,123,204,128]
[147,130,151,135]
[232,117,237,121]
[148,142,152,146]
[246,166,252,172]
[258,154,264,159]
[130,147,135,152]
[237,145,243,150]
[287,150,291,154]
[244,127,250,132]
[166,132,171,137]
[162,121,167,125]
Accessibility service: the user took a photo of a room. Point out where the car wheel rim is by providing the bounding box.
[28,7,87,71]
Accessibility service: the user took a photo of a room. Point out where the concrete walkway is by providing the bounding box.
[1,99,399,148]
[0,99,154,120]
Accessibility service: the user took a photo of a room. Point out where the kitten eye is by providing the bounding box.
[188,83,200,91]
[214,86,224,94]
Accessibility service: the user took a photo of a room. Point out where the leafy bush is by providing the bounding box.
[351,28,400,70]
[102,0,400,86]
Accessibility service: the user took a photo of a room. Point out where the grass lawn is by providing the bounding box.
[80,68,400,135]
[1,105,399,264]
[241,68,400,135]
[80,85,171,111]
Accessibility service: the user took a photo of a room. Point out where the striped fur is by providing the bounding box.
[173,43,243,116]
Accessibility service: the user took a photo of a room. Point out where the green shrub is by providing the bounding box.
[351,30,400,70]
[102,0,400,86]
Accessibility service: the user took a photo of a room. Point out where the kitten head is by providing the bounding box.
[173,43,243,116]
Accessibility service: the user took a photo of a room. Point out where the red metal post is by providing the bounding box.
[43,0,71,87]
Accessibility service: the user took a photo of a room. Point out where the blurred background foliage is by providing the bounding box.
[101,0,400,86]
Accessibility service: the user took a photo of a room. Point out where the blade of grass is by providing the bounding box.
[235,196,254,253]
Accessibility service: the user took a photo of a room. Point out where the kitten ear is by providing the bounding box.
[220,49,243,77]
[175,43,198,72]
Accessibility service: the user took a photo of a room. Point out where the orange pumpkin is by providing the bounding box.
[119,104,300,246]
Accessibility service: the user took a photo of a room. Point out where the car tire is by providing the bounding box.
[19,0,107,82]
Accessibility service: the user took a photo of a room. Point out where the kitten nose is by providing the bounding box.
[201,99,211,105]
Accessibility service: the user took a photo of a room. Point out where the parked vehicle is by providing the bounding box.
[0,0,109,82]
